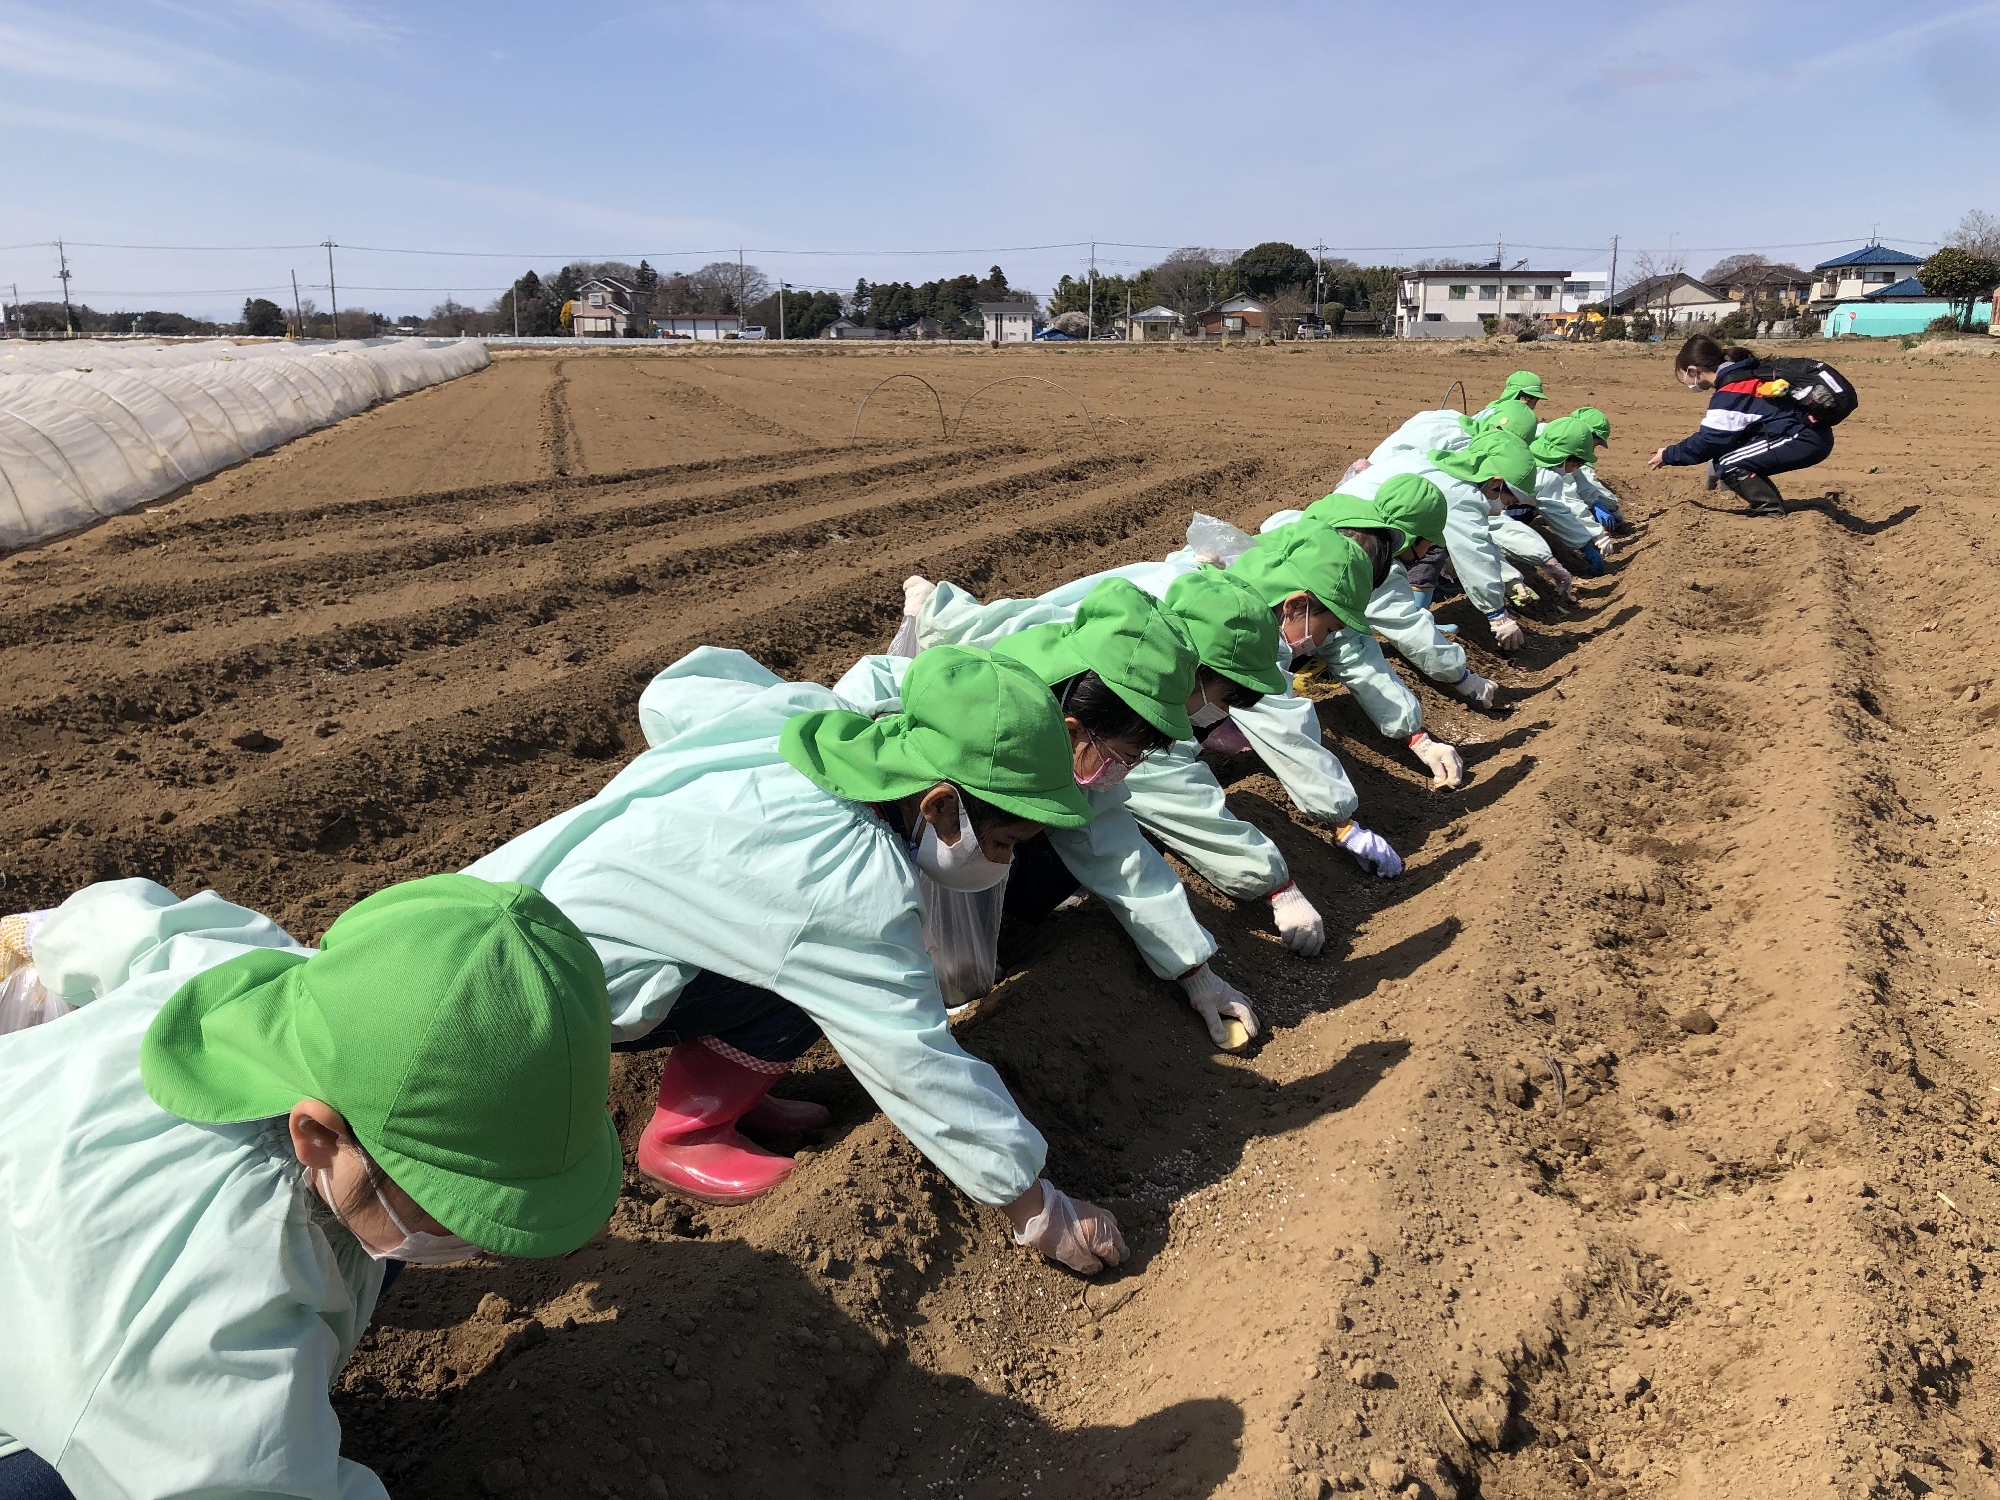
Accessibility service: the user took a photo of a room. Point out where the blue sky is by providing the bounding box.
[2,0,1997,319]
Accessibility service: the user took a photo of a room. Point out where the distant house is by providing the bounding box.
[820,319,892,341]
[1123,304,1181,342]
[572,278,640,337]
[653,314,743,340]
[1562,273,1611,313]
[1396,265,1570,337]
[980,302,1036,343]
[1197,295,1269,337]
[904,315,944,340]
[1810,243,1925,306]
[1718,262,1814,309]
[1607,273,1736,325]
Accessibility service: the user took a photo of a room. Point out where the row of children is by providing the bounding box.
[0,368,1638,1500]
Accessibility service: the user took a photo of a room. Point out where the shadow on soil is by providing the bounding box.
[339,1237,1245,1499]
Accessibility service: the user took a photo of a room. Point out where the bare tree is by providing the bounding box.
[1264,286,1311,336]
[1150,247,1231,316]
[1949,209,2000,262]
[1627,249,1686,324]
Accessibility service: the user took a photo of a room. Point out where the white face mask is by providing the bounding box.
[913,800,1011,892]
[315,1166,480,1265]
[1189,698,1230,729]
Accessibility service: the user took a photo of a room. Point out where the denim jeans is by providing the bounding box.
[0,1450,72,1500]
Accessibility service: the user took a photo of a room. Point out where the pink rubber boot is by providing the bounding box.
[636,1041,797,1204]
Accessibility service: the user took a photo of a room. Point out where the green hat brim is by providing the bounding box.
[995,628,1194,742]
[372,1113,624,1258]
[1302,494,1410,558]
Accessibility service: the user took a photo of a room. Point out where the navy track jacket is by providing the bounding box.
[1660,356,1810,467]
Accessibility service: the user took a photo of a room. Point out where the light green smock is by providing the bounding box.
[0,880,387,1500]
[1331,452,1512,616]
[1365,408,1471,466]
[465,647,1045,1207]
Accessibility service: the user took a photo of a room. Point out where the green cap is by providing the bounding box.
[1475,399,1540,441]
[992,578,1197,741]
[1431,430,1537,501]
[782,644,1091,828]
[1500,369,1545,402]
[142,874,622,1259]
[1368,473,1449,547]
[1530,413,1598,470]
[1301,491,1409,556]
[1228,520,1374,634]
[1574,405,1611,444]
[1162,569,1287,695]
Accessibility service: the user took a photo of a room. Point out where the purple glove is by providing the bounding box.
[1337,822,1404,878]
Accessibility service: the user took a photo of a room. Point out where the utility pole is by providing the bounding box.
[291,270,304,339]
[511,283,520,338]
[1314,240,1326,322]
[56,239,75,338]
[322,239,339,337]
[1086,240,1096,342]
[4,282,15,340]
[738,246,746,326]
[779,282,788,341]
[1607,235,1619,304]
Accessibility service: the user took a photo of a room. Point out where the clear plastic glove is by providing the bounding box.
[1181,962,1261,1049]
[1449,669,1499,709]
[1267,882,1324,957]
[1408,731,1464,789]
[1537,559,1575,598]
[1487,611,1525,652]
[1012,1179,1127,1275]
[1337,821,1404,878]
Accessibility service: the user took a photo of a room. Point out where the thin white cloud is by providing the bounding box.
[234,0,406,50]
[0,4,272,93]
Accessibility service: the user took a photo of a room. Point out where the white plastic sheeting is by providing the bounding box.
[0,338,489,549]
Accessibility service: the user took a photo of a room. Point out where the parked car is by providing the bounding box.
[1033,328,1071,341]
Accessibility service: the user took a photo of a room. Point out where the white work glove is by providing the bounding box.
[1337,821,1404,878]
[1486,611,1525,652]
[1267,881,1325,957]
[1013,1180,1127,1275]
[1595,533,1617,560]
[1180,962,1261,1049]
[1449,669,1499,709]
[902,575,936,616]
[1537,558,1575,598]
[1408,731,1464,789]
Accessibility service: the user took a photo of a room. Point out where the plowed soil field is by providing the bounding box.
[7,339,2000,1500]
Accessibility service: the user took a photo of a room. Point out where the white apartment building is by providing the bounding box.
[1397,265,1571,337]
[1562,273,1610,312]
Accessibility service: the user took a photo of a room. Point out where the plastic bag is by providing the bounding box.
[1184,513,1258,568]
[919,871,1008,1013]
[0,910,69,1036]
[888,612,920,659]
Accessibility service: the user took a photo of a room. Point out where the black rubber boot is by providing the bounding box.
[1727,473,1787,518]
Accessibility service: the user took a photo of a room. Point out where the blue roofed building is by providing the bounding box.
[1810,242,1925,306]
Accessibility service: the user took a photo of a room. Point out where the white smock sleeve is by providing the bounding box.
[1317,627,1422,739]
[780,878,1046,1207]
[1045,786,1218,979]
[1442,482,1511,616]
[1531,467,1603,550]
[1366,408,1472,466]
[1118,739,1290,900]
[1223,688,1362,825]
[1490,512,1553,567]
[1572,463,1622,520]
[1367,562,1467,684]
[915,582,1079,651]
[830,653,912,716]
